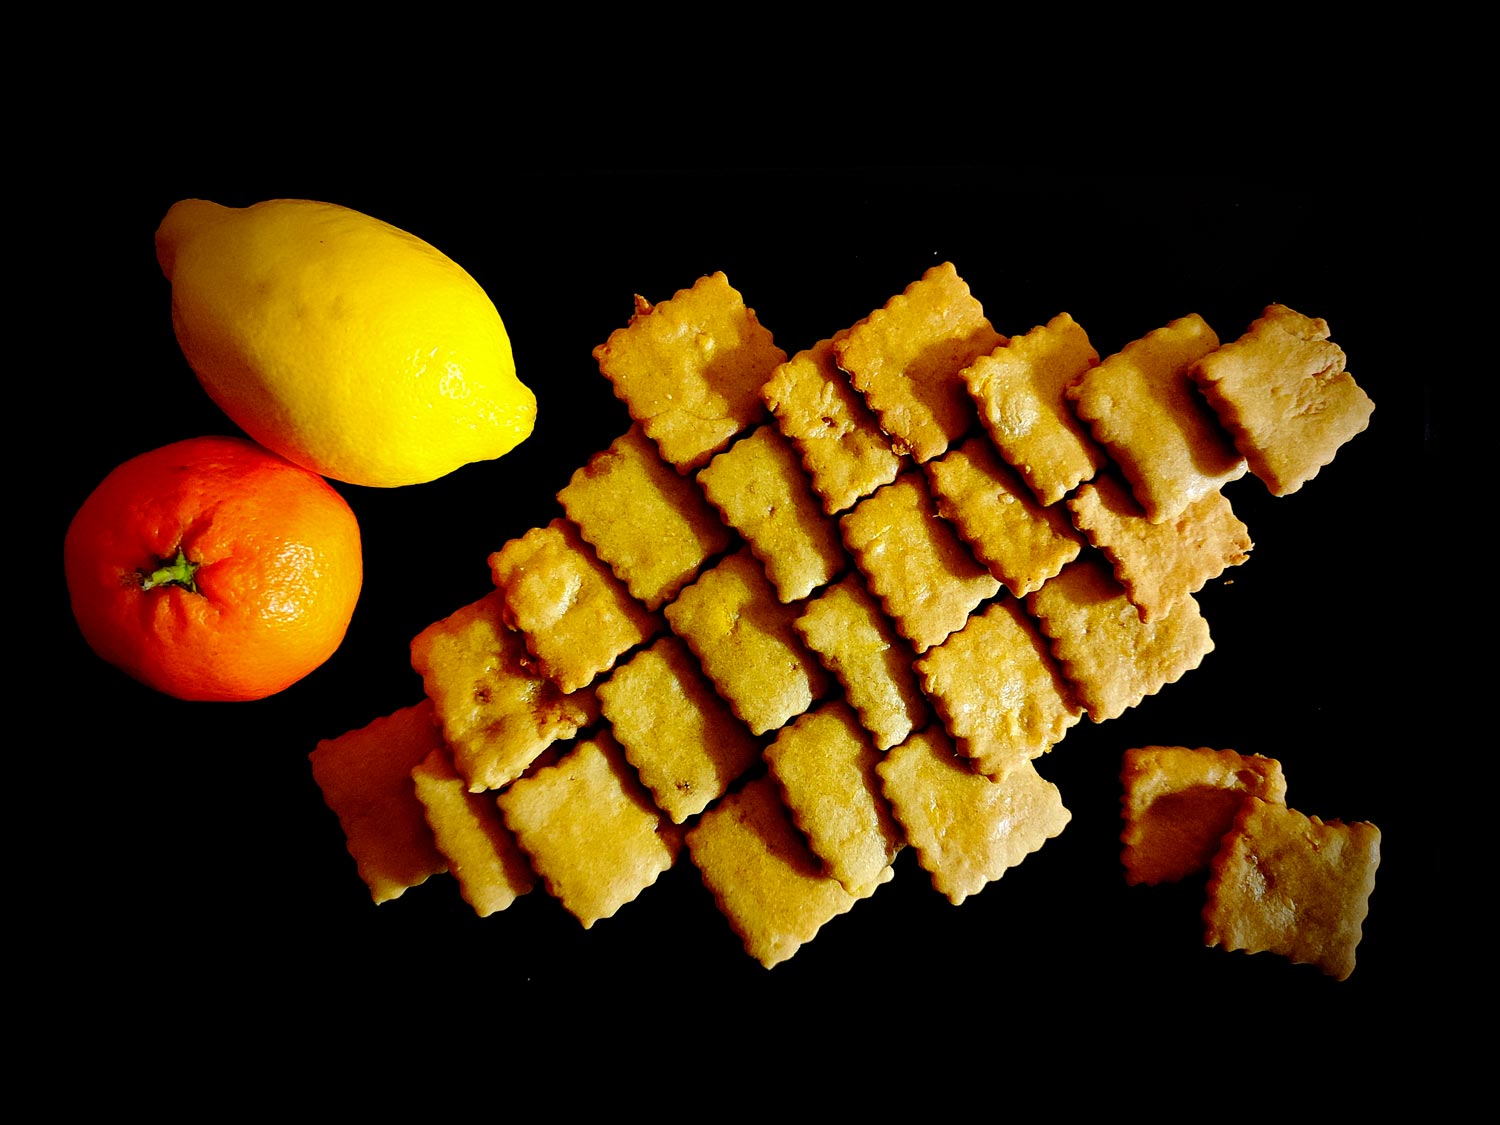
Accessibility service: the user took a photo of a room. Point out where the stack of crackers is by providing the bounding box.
[311,264,1378,972]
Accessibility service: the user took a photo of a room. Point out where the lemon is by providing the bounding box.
[156,198,536,488]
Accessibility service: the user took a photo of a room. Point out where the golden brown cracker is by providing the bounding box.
[1119,746,1287,886]
[1027,559,1213,723]
[1204,799,1380,981]
[1191,304,1374,496]
[596,635,761,824]
[664,548,830,736]
[410,592,600,792]
[761,336,903,514]
[915,599,1081,780]
[877,728,1070,906]
[489,519,661,693]
[763,701,904,895]
[925,436,1083,598]
[496,730,681,930]
[412,746,535,916]
[962,312,1105,505]
[592,272,784,472]
[840,472,1000,653]
[309,701,449,905]
[1069,473,1252,622]
[834,262,1006,463]
[1067,313,1245,523]
[558,425,733,611]
[696,425,846,603]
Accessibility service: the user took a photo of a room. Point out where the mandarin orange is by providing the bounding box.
[64,436,362,701]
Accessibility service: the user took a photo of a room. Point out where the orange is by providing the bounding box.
[64,436,363,702]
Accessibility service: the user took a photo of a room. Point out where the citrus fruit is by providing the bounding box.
[64,436,363,702]
[155,198,536,488]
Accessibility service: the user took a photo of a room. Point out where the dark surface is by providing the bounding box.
[51,169,1433,1056]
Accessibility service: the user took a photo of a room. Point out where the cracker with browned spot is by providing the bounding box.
[926,436,1083,598]
[1067,313,1245,523]
[697,425,846,603]
[1119,746,1286,886]
[596,635,760,824]
[1069,473,1251,622]
[592,272,784,472]
[1191,304,1374,496]
[834,262,1006,463]
[761,336,902,514]
[410,592,600,792]
[962,312,1105,505]
[1027,559,1213,722]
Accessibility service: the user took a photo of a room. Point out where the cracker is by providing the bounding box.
[686,777,885,968]
[834,262,1006,463]
[664,548,830,736]
[411,746,535,916]
[1067,313,1245,523]
[309,701,449,905]
[763,701,904,895]
[558,425,732,612]
[877,727,1070,906]
[410,592,600,792]
[496,730,681,929]
[1191,304,1374,496]
[840,472,1000,653]
[1069,473,1252,622]
[761,336,903,514]
[489,519,661,693]
[596,635,761,824]
[915,599,1081,780]
[962,312,1105,505]
[592,272,784,472]
[1204,798,1380,981]
[1026,559,1213,722]
[794,574,929,751]
[925,436,1083,598]
[697,425,847,603]
[1119,746,1287,886]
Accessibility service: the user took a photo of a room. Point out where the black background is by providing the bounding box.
[48,165,1434,1063]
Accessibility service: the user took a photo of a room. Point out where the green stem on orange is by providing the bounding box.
[139,547,200,594]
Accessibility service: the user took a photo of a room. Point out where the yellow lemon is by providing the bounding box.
[156,198,536,488]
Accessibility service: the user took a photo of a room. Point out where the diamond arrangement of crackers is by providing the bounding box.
[311,264,1378,975]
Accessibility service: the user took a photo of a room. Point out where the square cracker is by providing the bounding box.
[490,519,661,693]
[496,730,681,930]
[764,701,904,895]
[915,598,1081,781]
[1067,313,1246,523]
[309,701,449,905]
[840,472,1000,653]
[1027,559,1213,723]
[410,592,600,792]
[762,336,902,514]
[596,635,761,824]
[412,746,535,916]
[925,436,1083,598]
[1069,473,1252,623]
[1204,798,1380,981]
[1119,746,1286,886]
[558,425,732,611]
[962,312,1105,505]
[664,548,830,736]
[592,272,784,473]
[697,425,847,603]
[794,574,929,751]
[834,262,1006,463]
[877,727,1070,906]
[1191,304,1374,496]
[686,777,885,968]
